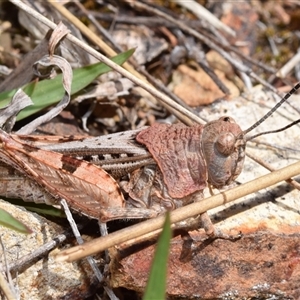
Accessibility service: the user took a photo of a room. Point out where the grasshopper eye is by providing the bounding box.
[216,132,235,156]
[220,116,236,123]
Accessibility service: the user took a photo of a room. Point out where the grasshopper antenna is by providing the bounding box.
[243,82,300,138]
[246,118,300,141]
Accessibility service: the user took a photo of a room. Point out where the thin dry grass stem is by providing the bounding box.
[0,272,16,300]
[0,237,17,300]
[47,1,145,81]
[250,140,299,153]
[116,218,200,250]
[276,52,300,79]
[10,0,204,126]
[60,199,104,283]
[56,160,300,262]
[74,2,120,49]
[246,150,300,191]
[173,0,236,37]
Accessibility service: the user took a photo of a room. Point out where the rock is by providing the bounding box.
[110,230,300,299]
[0,199,99,299]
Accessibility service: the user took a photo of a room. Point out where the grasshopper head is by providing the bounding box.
[201,116,246,188]
[200,83,300,189]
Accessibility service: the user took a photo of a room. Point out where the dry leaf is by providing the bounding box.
[171,64,240,106]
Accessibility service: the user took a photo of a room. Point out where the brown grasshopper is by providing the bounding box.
[0,84,299,236]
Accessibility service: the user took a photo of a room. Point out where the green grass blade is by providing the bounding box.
[143,213,171,300]
[0,49,134,120]
[0,207,32,234]
[6,198,65,218]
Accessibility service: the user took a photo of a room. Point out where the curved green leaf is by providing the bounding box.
[0,207,32,234]
[0,49,134,120]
